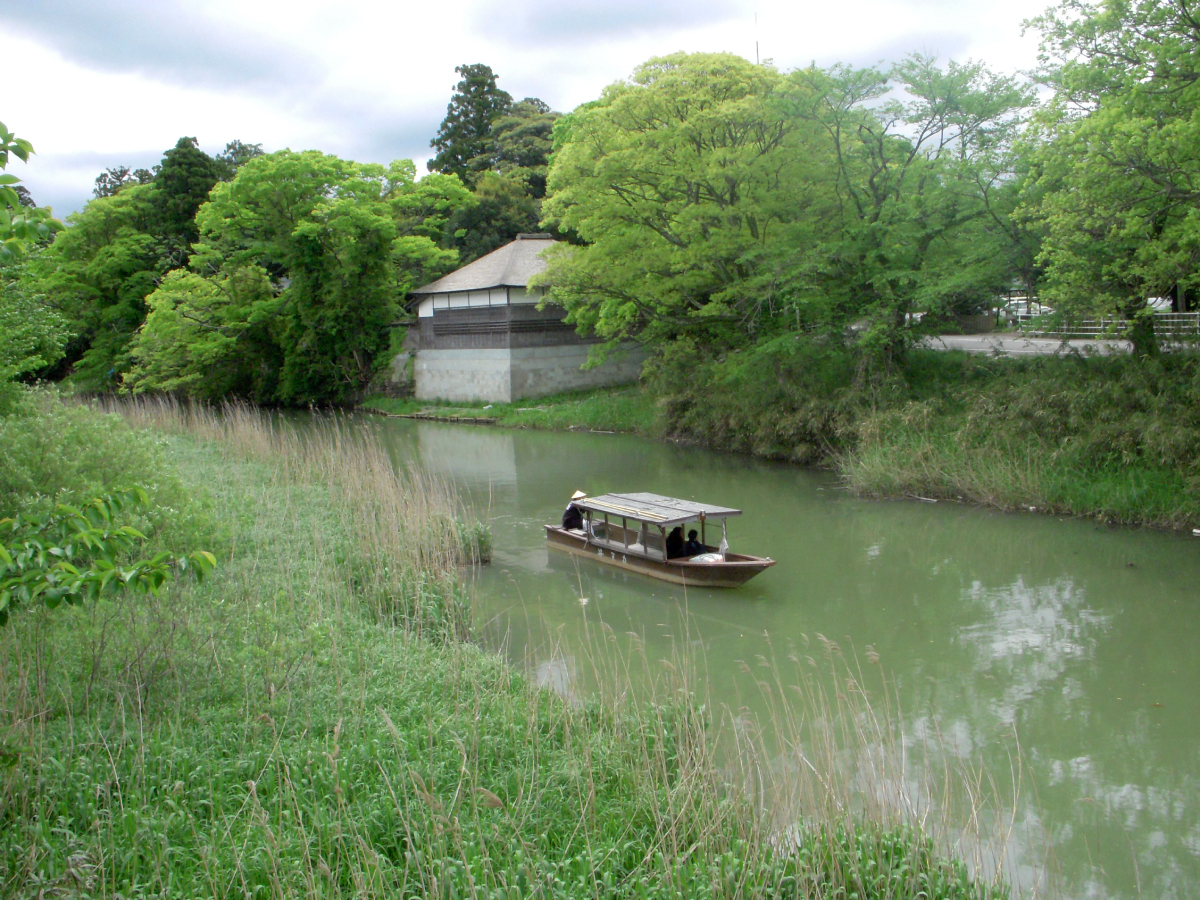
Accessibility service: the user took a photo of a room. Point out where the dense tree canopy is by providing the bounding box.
[15,16,1200,406]
[125,152,469,403]
[1024,0,1200,353]
[30,137,260,387]
[539,54,829,348]
[538,52,1031,362]
[0,123,67,407]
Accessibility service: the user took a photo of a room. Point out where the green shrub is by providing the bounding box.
[0,390,183,516]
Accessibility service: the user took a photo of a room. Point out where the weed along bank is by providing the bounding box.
[400,233,644,403]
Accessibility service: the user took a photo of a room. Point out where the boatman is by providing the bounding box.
[561,490,586,531]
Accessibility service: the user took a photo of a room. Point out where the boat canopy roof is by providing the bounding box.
[575,492,742,528]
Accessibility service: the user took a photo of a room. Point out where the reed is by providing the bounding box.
[92,394,480,637]
[0,395,1017,898]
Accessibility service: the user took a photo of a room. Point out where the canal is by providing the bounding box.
[372,416,1199,899]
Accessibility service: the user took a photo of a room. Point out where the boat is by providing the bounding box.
[544,492,775,588]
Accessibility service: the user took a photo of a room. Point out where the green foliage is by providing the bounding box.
[1023,0,1200,354]
[152,136,224,266]
[429,63,514,183]
[539,52,1032,363]
[444,170,539,262]
[0,121,63,265]
[647,336,864,463]
[93,163,158,198]
[0,487,215,626]
[30,137,255,389]
[0,390,184,519]
[787,58,1033,361]
[214,138,264,178]
[0,262,70,408]
[481,96,560,198]
[31,184,166,387]
[540,53,826,349]
[125,152,469,404]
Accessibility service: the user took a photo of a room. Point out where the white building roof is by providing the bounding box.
[412,234,557,295]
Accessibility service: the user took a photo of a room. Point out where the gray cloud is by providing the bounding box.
[474,0,747,44]
[828,31,974,70]
[2,0,322,92]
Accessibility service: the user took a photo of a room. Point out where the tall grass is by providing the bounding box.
[95,394,480,637]
[0,394,1017,898]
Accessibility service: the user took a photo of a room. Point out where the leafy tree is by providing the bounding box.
[0,262,70,410]
[215,139,265,179]
[477,97,560,198]
[429,64,513,184]
[94,165,157,198]
[1023,0,1200,354]
[538,53,834,349]
[444,171,539,262]
[0,487,215,627]
[33,184,165,388]
[539,52,1033,364]
[126,152,468,404]
[31,137,255,388]
[782,57,1033,362]
[0,121,63,265]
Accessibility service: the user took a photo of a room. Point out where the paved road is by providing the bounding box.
[923,332,1131,356]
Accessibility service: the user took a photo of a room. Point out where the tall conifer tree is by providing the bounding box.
[428,64,512,184]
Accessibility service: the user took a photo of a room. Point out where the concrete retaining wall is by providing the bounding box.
[413,343,645,403]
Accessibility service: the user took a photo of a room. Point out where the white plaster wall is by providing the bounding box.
[509,344,645,399]
[509,287,538,305]
[415,344,645,403]
[414,349,513,403]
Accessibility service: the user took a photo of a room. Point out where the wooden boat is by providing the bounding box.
[545,492,775,588]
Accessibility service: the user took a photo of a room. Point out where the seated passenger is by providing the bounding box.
[561,489,586,531]
[665,526,685,559]
[683,529,704,557]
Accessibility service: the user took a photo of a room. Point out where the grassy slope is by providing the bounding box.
[0,401,999,899]
[362,385,657,435]
[843,352,1200,528]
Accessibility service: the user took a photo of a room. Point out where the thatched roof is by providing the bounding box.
[411,234,556,295]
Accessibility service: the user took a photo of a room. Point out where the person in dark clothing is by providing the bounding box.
[561,489,586,530]
[665,526,685,559]
[683,529,704,557]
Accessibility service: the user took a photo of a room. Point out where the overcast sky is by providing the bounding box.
[5,0,1055,216]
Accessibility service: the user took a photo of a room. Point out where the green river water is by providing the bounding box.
[371,416,1199,899]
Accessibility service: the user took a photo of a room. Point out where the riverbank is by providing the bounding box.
[363,347,1200,531]
[0,394,1002,898]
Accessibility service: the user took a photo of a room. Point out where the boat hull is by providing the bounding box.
[544,526,774,588]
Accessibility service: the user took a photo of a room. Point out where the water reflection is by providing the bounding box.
[366,416,1200,899]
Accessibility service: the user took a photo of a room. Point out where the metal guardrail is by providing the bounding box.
[1011,311,1200,340]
